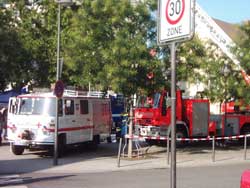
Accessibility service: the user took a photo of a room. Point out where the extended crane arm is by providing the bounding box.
[195,3,249,85]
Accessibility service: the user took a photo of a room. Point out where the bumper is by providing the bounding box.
[135,125,169,137]
[8,139,53,146]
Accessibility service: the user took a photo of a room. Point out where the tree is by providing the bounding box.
[184,38,243,104]
[63,0,163,96]
[0,0,166,96]
[177,36,207,84]
[13,0,58,87]
[233,21,250,103]
[0,3,32,91]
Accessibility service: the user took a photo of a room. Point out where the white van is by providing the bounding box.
[7,90,112,155]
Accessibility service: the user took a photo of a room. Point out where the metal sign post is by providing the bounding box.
[54,2,61,166]
[53,80,64,166]
[157,0,195,188]
[53,0,72,166]
[170,42,177,187]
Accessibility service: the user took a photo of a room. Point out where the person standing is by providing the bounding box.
[0,110,3,145]
[2,108,7,140]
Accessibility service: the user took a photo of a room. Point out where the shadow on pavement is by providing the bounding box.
[177,140,244,155]
[0,142,120,174]
[0,174,75,187]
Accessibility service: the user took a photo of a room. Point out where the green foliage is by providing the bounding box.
[63,0,163,96]
[0,0,166,96]
[16,0,58,87]
[174,35,244,103]
[233,21,250,103]
[189,38,244,103]
[0,0,59,90]
[0,3,32,91]
[2,0,247,105]
[177,36,206,83]
[237,21,250,73]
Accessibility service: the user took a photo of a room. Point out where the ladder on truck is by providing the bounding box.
[63,89,108,98]
[195,3,248,79]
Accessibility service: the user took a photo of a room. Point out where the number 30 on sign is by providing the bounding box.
[158,0,194,44]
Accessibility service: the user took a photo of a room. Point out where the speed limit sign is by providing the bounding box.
[158,0,195,44]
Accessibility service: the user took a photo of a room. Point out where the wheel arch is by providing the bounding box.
[240,123,250,135]
[176,121,189,137]
[166,121,189,137]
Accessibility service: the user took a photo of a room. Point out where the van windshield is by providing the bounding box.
[19,97,56,116]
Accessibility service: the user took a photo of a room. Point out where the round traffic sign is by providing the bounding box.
[165,0,185,25]
[54,80,64,98]
[158,0,194,44]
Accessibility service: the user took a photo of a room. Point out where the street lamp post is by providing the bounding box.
[54,0,73,166]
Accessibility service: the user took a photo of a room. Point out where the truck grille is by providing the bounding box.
[137,118,152,125]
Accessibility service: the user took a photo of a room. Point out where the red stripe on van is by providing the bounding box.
[47,125,94,132]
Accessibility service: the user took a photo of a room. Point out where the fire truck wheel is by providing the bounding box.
[176,129,187,147]
[240,125,250,144]
[145,139,158,146]
[11,144,25,155]
[241,125,250,135]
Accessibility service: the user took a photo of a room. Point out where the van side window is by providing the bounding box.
[58,99,63,116]
[80,100,88,114]
[64,99,74,115]
[9,99,18,114]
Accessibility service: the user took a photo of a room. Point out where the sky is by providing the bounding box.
[197,0,250,23]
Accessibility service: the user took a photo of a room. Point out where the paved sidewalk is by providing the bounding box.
[1,141,249,175]
[33,143,250,174]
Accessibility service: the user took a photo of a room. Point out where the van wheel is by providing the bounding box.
[107,136,112,143]
[11,144,25,155]
[87,135,100,150]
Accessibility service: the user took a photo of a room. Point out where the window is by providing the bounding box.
[9,98,18,114]
[136,96,153,108]
[162,96,167,116]
[58,99,63,116]
[18,98,56,116]
[80,100,88,114]
[153,93,161,108]
[64,99,74,115]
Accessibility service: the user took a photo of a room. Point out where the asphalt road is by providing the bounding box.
[0,140,249,188]
[0,164,247,188]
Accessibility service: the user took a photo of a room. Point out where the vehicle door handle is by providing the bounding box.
[72,120,76,122]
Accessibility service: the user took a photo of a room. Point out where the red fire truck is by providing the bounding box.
[133,1,250,142]
[221,100,250,114]
[134,90,250,142]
